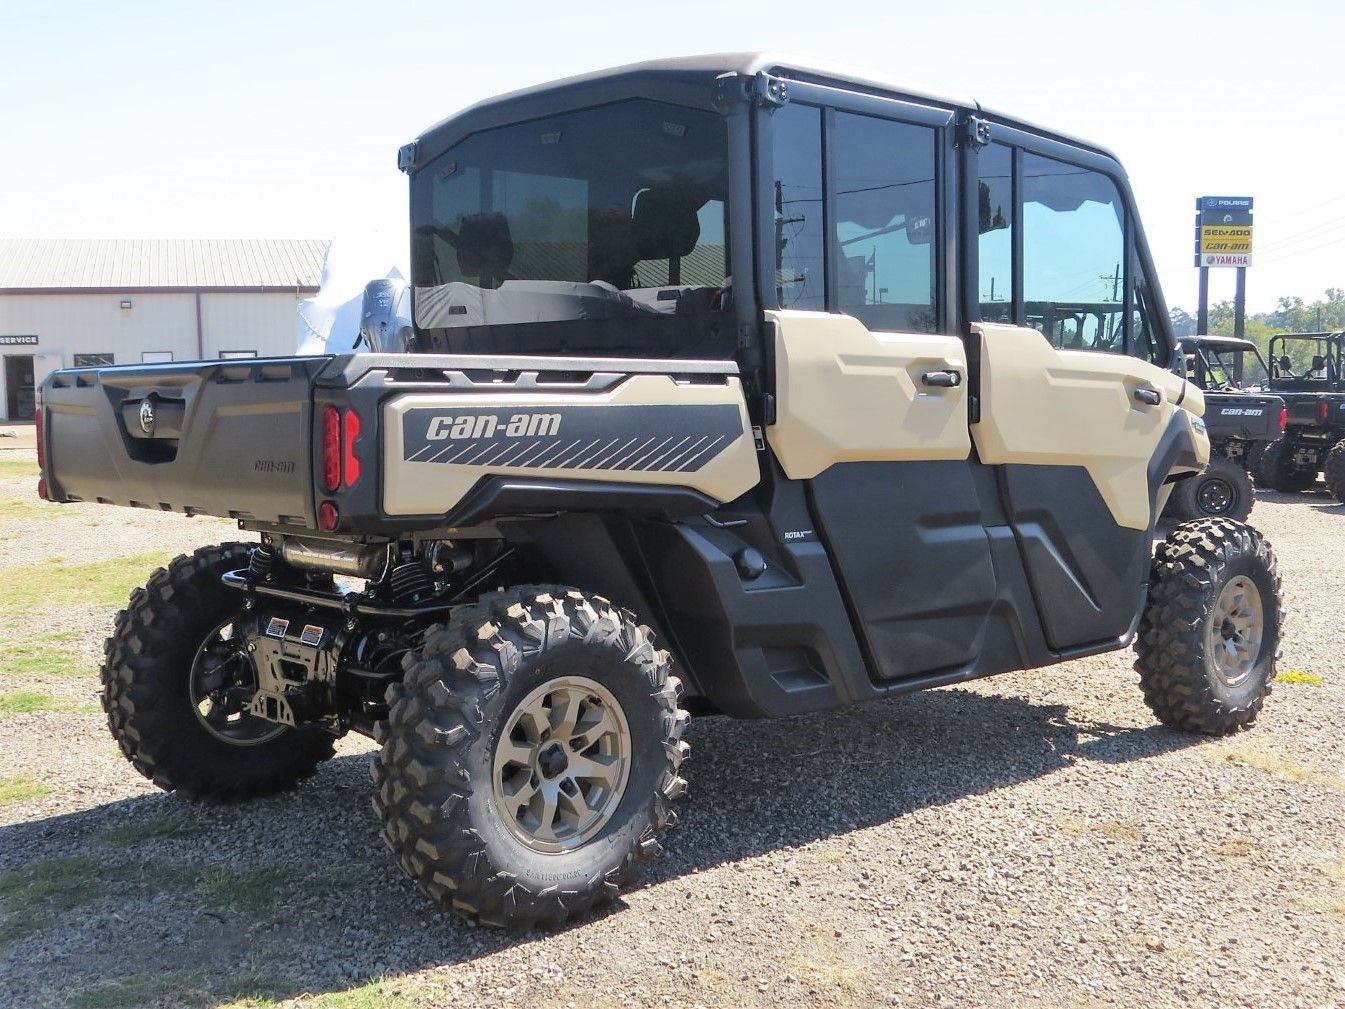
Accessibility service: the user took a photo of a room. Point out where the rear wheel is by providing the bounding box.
[1256,438,1317,492]
[1167,456,1254,521]
[371,587,689,929]
[102,544,337,800]
[1134,519,1281,734]
[1323,440,1345,502]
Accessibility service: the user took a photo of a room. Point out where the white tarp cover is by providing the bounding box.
[295,231,410,355]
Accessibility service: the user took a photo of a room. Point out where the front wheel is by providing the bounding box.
[371,587,689,929]
[1133,519,1282,734]
[102,544,337,800]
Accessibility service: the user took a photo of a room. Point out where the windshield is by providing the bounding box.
[1194,345,1270,391]
[411,99,733,358]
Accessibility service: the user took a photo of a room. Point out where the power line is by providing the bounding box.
[1256,233,1345,267]
[1256,213,1345,254]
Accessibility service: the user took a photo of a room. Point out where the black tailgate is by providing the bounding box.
[1202,393,1283,440]
[41,357,331,528]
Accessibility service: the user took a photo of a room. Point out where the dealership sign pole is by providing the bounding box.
[1194,196,1253,338]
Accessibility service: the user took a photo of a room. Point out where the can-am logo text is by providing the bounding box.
[425,413,562,441]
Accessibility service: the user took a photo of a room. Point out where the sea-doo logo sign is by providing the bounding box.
[425,412,562,441]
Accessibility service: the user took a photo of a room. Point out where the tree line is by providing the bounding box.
[1170,288,1344,343]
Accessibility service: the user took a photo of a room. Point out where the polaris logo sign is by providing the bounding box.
[425,412,561,441]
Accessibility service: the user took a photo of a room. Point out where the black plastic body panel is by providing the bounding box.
[1202,392,1283,443]
[807,461,999,681]
[40,358,329,527]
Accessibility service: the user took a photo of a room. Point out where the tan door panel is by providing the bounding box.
[971,323,1208,530]
[766,310,971,480]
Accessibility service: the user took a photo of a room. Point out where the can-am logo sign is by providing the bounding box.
[425,412,562,441]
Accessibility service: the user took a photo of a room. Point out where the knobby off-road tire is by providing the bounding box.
[1323,440,1345,502]
[1166,456,1255,521]
[1255,438,1317,492]
[1134,519,1282,734]
[371,587,689,929]
[102,543,336,800]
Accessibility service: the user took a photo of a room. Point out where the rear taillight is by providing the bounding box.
[318,500,340,531]
[34,407,48,500]
[1279,407,1288,431]
[321,405,363,496]
[342,409,362,488]
[1320,400,1331,423]
[322,405,341,492]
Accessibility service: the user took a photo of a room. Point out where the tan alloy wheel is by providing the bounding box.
[1207,575,1264,687]
[491,676,632,854]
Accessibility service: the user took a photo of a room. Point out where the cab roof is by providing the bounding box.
[409,52,1120,171]
[1182,335,1259,352]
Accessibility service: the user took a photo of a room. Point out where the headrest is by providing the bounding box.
[454,213,513,280]
[1312,355,1326,370]
[631,188,700,261]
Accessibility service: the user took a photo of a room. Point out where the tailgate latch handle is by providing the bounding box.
[1133,387,1162,406]
[921,370,962,388]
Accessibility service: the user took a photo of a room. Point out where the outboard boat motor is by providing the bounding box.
[358,278,414,352]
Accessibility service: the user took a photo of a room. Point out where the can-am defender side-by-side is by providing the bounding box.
[1164,335,1284,520]
[1255,331,1345,499]
[38,55,1282,930]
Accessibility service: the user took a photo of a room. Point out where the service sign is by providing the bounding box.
[1194,196,1253,267]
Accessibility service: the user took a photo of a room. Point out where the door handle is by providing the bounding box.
[921,370,962,388]
[1133,387,1161,406]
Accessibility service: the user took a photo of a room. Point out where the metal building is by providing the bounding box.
[0,238,328,420]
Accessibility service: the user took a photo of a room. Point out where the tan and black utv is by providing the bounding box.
[39,54,1282,929]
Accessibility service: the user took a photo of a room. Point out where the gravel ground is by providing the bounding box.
[2,430,1344,1009]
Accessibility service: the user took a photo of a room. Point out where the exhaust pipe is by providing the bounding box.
[280,538,392,580]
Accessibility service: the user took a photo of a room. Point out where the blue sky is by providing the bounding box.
[2,0,1340,314]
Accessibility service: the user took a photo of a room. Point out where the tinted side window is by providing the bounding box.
[977,144,1014,324]
[1022,153,1126,354]
[771,104,825,311]
[831,113,938,333]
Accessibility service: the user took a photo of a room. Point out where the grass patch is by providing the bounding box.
[0,459,38,480]
[0,855,373,944]
[0,497,47,521]
[0,690,61,715]
[0,552,171,610]
[288,981,419,1009]
[99,814,208,847]
[71,969,290,1009]
[0,776,52,805]
[1212,747,1345,792]
[0,690,98,717]
[0,631,87,678]
[1276,669,1324,687]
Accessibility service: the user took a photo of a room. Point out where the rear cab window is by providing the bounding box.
[768,98,946,335]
